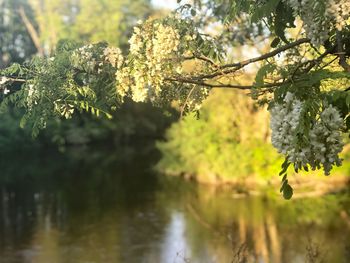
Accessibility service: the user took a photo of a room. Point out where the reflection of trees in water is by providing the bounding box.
[165,183,350,263]
[1,149,350,262]
[184,200,282,263]
[0,146,166,262]
[235,212,281,263]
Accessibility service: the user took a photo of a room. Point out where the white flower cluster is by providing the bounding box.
[2,87,10,95]
[308,105,344,174]
[0,76,10,95]
[116,20,181,102]
[71,44,97,73]
[284,0,350,46]
[103,47,123,69]
[0,76,9,85]
[128,26,143,55]
[270,92,303,156]
[327,0,350,31]
[270,92,344,175]
[26,84,39,110]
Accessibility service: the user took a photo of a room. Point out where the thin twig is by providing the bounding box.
[180,85,196,118]
[184,55,217,66]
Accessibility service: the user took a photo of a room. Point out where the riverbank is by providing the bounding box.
[158,169,350,199]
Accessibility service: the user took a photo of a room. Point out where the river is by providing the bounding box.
[0,146,349,263]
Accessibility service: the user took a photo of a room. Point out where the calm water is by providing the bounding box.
[1,146,350,263]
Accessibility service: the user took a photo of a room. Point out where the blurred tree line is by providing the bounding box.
[0,0,151,65]
[1,0,349,187]
[0,0,176,149]
[156,89,283,185]
[156,88,350,186]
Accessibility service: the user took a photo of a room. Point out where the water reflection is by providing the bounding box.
[161,212,189,263]
[0,147,350,263]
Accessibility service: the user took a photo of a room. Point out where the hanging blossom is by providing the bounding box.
[326,0,350,31]
[0,76,10,95]
[26,84,40,110]
[270,92,344,175]
[103,47,123,69]
[270,92,304,157]
[71,44,98,74]
[116,19,181,102]
[71,44,123,83]
[0,76,9,85]
[3,87,10,95]
[283,0,350,46]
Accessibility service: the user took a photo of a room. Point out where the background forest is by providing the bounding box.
[1,1,350,263]
[1,0,350,189]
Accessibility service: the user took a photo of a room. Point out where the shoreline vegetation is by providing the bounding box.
[159,170,350,198]
[157,141,350,198]
[156,89,350,198]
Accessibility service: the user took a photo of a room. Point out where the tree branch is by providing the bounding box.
[165,77,253,89]
[165,76,286,90]
[166,38,340,92]
[194,38,311,80]
[0,76,26,83]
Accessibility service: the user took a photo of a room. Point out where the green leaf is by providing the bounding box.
[191,9,196,16]
[208,48,216,59]
[282,174,287,181]
[346,93,350,108]
[19,116,27,129]
[274,1,295,43]
[271,37,280,48]
[279,157,290,175]
[280,178,288,193]
[251,0,280,23]
[255,64,276,87]
[346,116,350,131]
[294,166,298,173]
[282,184,293,200]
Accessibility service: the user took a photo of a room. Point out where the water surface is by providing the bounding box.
[1,146,350,263]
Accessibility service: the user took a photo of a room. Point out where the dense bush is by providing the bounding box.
[156,90,283,185]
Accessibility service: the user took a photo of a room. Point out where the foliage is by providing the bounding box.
[0,0,177,149]
[156,90,283,184]
[1,0,350,198]
[43,100,177,148]
[27,0,152,52]
[0,41,119,137]
[0,108,35,149]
